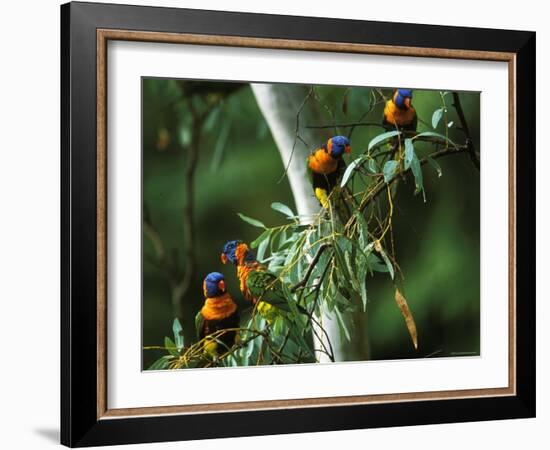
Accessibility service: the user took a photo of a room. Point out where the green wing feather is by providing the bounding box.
[195,311,205,340]
[246,270,310,316]
[246,270,291,312]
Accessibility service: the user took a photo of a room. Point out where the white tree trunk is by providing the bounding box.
[251,83,321,219]
[252,83,364,363]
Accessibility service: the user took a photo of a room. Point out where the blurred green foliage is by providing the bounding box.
[142,79,480,368]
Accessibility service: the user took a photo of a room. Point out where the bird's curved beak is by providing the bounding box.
[404,98,411,108]
[218,280,226,292]
[345,145,352,154]
[220,253,227,264]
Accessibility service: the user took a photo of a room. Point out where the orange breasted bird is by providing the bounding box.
[383,89,417,131]
[221,240,294,322]
[307,135,353,221]
[195,272,240,356]
[222,241,313,354]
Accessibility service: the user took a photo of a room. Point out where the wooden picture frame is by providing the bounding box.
[61,1,535,447]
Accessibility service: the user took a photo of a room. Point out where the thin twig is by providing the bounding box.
[348,146,472,229]
[290,243,331,292]
[306,122,386,130]
[277,87,314,183]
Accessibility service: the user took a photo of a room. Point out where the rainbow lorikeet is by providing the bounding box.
[221,240,295,322]
[195,272,240,357]
[383,89,417,131]
[307,135,353,222]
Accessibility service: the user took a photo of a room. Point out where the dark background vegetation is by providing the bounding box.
[142,79,480,368]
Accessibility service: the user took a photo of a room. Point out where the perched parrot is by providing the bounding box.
[383,89,417,131]
[307,135,354,223]
[221,240,295,322]
[222,240,314,357]
[195,272,240,357]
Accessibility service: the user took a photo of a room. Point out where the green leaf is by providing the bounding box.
[368,130,401,151]
[404,139,414,170]
[410,155,424,194]
[210,116,231,172]
[431,108,444,129]
[367,158,379,174]
[251,229,271,249]
[147,355,172,371]
[340,156,366,187]
[172,318,184,351]
[369,259,390,274]
[354,211,369,248]
[358,263,369,311]
[285,315,315,357]
[383,160,399,183]
[378,248,395,280]
[164,336,179,357]
[414,131,457,147]
[271,202,295,218]
[237,212,266,229]
[334,307,351,342]
[333,240,352,283]
[203,104,222,132]
[427,156,443,178]
[257,236,270,261]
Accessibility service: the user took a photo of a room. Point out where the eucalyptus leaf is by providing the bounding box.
[250,229,271,249]
[395,288,418,350]
[368,130,401,151]
[147,355,172,371]
[431,108,444,129]
[257,237,270,261]
[172,318,184,351]
[340,156,366,187]
[210,118,231,171]
[410,155,424,195]
[383,160,399,184]
[414,131,457,147]
[271,202,295,218]
[404,139,415,170]
[164,336,179,357]
[358,263,369,311]
[367,158,379,174]
[237,212,266,229]
[334,307,351,342]
[203,104,222,132]
[427,156,443,178]
[354,211,369,248]
[378,248,395,280]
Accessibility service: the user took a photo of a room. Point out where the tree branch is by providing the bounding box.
[354,146,471,220]
[171,106,203,317]
[143,205,179,290]
[305,121,386,130]
[290,243,331,292]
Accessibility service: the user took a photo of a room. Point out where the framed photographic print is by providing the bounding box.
[61,1,536,447]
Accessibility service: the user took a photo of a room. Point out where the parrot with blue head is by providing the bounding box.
[195,272,240,357]
[221,240,301,322]
[383,89,417,131]
[221,240,314,358]
[307,135,353,222]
